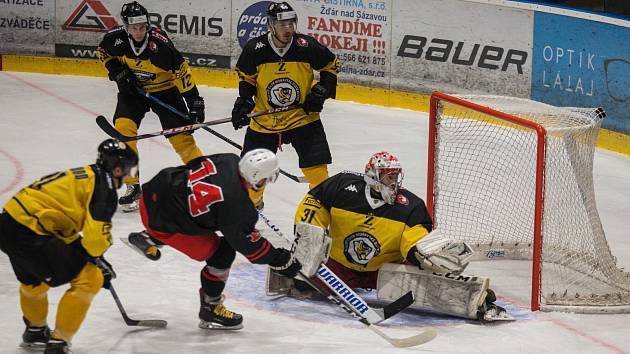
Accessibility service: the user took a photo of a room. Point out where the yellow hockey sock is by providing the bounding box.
[247,186,265,209]
[53,263,103,342]
[301,164,329,189]
[114,118,140,185]
[167,133,203,164]
[19,282,50,327]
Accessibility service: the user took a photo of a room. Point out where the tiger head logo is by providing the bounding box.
[272,86,293,104]
[352,240,372,260]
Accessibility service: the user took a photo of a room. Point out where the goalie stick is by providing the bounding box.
[109,285,167,328]
[258,212,437,347]
[107,88,307,183]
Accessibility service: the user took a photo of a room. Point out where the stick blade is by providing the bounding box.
[369,326,437,348]
[96,115,128,141]
[136,319,168,328]
[382,291,414,320]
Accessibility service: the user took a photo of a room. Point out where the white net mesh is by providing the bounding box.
[430,94,630,313]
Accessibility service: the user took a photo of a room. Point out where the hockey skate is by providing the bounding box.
[198,292,243,330]
[476,289,514,322]
[20,317,50,348]
[44,338,71,354]
[125,231,162,261]
[119,184,140,212]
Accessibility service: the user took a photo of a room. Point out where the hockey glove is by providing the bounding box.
[110,67,138,96]
[94,256,116,289]
[186,96,205,123]
[231,97,254,130]
[303,83,329,114]
[269,248,302,278]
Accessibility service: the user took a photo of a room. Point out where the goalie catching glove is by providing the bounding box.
[407,230,473,274]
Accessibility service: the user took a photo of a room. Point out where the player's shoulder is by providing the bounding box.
[294,33,328,51]
[206,152,240,166]
[100,27,127,49]
[149,26,172,44]
[324,171,365,191]
[395,188,424,208]
[242,32,270,52]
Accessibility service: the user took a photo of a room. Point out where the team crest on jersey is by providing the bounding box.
[396,194,408,205]
[344,232,381,266]
[296,37,308,47]
[149,41,158,53]
[132,70,156,82]
[267,78,300,107]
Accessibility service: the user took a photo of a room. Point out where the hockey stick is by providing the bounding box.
[135,88,308,183]
[96,115,231,142]
[109,285,168,328]
[258,212,437,347]
[297,270,437,348]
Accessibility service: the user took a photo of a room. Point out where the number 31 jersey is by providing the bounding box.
[294,172,433,272]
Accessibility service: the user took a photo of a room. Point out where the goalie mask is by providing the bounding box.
[239,149,280,191]
[364,151,404,205]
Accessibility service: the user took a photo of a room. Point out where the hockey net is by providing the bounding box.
[427,92,630,313]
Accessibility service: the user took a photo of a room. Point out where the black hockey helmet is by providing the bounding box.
[121,1,148,26]
[267,2,297,23]
[96,139,138,176]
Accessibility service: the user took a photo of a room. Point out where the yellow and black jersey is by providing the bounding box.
[97,26,197,94]
[3,165,118,257]
[294,172,433,272]
[235,33,340,133]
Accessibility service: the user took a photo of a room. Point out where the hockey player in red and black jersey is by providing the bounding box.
[231,1,340,209]
[96,1,205,212]
[125,149,303,330]
[0,139,138,353]
[284,152,511,321]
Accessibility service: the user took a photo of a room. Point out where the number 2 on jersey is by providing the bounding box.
[187,159,224,217]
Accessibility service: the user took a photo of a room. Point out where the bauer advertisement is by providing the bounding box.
[1,0,55,55]
[531,13,630,134]
[232,0,392,88]
[54,0,231,68]
[391,0,533,97]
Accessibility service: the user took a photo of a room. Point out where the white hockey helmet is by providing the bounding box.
[364,151,404,205]
[239,149,280,191]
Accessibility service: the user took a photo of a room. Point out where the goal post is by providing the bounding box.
[426,91,630,313]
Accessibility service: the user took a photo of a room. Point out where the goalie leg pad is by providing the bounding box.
[292,222,332,277]
[377,263,489,319]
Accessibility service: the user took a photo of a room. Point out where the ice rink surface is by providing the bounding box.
[0,71,629,354]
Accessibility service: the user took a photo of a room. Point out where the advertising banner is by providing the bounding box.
[531,13,630,134]
[391,0,533,97]
[231,0,392,87]
[0,0,54,55]
[54,0,231,68]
